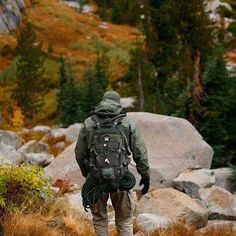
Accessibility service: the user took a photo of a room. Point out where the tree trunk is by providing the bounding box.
[138,64,145,111]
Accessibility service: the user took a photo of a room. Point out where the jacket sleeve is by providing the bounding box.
[129,121,150,178]
[75,124,89,177]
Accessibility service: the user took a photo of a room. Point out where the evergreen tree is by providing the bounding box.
[140,0,214,115]
[82,49,109,116]
[13,22,45,119]
[127,40,157,111]
[111,0,123,24]
[196,47,236,167]
[57,58,84,127]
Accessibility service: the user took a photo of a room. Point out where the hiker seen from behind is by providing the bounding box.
[75,91,150,236]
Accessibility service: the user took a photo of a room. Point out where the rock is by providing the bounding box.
[128,112,213,188]
[0,13,9,32]
[23,153,54,167]
[173,168,216,198]
[198,186,236,220]
[136,188,208,229]
[120,97,135,108]
[41,130,66,144]
[65,191,93,220]
[0,142,24,164]
[42,123,81,143]
[32,125,51,133]
[44,143,85,185]
[50,186,60,196]
[213,168,235,193]
[207,0,232,21]
[0,130,23,149]
[18,140,49,154]
[64,123,82,142]
[135,214,172,234]
[0,0,25,32]
[15,0,25,9]
[55,141,66,149]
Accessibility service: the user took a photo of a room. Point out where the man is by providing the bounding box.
[75,91,150,236]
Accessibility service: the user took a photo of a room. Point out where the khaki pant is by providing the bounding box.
[91,191,135,236]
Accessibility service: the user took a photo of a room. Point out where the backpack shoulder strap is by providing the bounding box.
[91,114,100,128]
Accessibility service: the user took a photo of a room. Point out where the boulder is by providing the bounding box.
[173,168,216,198]
[41,130,66,144]
[128,112,213,188]
[18,140,49,154]
[0,14,9,32]
[213,168,235,193]
[32,125,51,133]
[45,112,213,188]
[64,123,82,142]
[44,143,85,185]
[0,130,23,149]
[198,186,236,220]
[15,0,25,9]
[23,153,54,167]
[136,188,208,229]
[65,191,92,220]
[135,214,172,234]
[0,142,24,164]
[0,0,24,32]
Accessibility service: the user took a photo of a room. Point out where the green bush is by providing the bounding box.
[0,164,52,214]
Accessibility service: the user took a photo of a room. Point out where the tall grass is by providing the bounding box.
[2,199,95,236]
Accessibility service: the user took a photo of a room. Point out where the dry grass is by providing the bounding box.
[133,222,236,236]
[2,199,95,236]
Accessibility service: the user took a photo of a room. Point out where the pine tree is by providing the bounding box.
[111,0,123,24]
[13,22,45,119]
[57,58,84,127]
[82,49,109,116]
[197,47,236,167]
[141,0,214,115]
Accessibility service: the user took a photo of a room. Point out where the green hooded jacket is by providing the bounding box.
[74,100,150,179]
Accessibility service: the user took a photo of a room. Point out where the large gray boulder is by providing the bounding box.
[23,153,54,167]
[198,186,236,220]
[45,112,213,188]
[213,168,235,193]
[0,142,24,164]
[64,123,82,142]
[128,112,213,188]
[173,168,216,198]
[0,0,25,32]
[44,143,85,184]
[136,188,208,229]
[0,130,23,149]
[135,214,172,234]
[18,140,49,154]
[0,13,9,32]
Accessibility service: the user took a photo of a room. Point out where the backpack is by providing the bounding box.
[88,113,131,190]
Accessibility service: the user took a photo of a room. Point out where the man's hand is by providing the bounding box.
[139,176,150,195]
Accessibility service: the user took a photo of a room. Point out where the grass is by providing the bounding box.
[2,200,95,236]
[2,207,236,236]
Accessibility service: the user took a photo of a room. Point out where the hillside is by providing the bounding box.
[0,0,139,81]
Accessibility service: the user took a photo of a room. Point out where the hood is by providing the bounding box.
[94,100,123,117]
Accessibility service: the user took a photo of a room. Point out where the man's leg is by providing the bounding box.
[110,191,135,236]
[91,193,109,236]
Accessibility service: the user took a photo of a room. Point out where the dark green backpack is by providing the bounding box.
[88,113,131,190]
